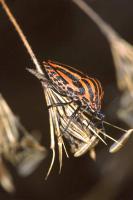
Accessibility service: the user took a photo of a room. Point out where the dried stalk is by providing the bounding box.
[0,157,15,193]
[73,0,133,127]
[0,0,42,74]
[29,68,133,178]
[72,0,133,92]
[0,94,47,192]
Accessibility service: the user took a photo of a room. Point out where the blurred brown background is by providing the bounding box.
[0,0,133,199]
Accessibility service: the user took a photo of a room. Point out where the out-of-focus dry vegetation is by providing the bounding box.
[0,0,133,200]
[0,94,46,193]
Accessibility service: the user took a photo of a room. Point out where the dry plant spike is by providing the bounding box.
[0,0,42,74]
[103,120,127,133]
[72,0,119,42]
[89,148,96,161]
[117,90,133,128]
[45,90,56,179]
[16,148,45,177]
[0,94,47,189]
[0,94,19,155]
[109,129,133,153]
[88,125,107,145]
[40,76,101,169]
[0,157,15,193]
[73,0,133,128]
[45,89,69,177]
[0,0,49,178]
[18,133,46,177]
[46,79,119,148]
[0,94,19,144]
[30,66,133,175]
[110,39,133,93]
[72,0,133,94]
[52,105,63,173]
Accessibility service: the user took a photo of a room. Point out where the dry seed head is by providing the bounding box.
[72,1,133,128]
[0,157,15,193]
[0,95,47,189]
[29,66,130,178]
[109,129,133,153]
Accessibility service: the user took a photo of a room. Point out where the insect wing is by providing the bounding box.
[43,61,85,98]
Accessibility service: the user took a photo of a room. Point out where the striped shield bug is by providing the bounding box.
[28,61,130,178]
[42,60,105,130]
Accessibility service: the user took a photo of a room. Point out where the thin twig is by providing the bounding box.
[0,0,43,74]
[72,0,119,42]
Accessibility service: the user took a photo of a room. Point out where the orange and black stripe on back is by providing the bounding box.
[47,60,84,79]
[88,78,103,110]
[91,78,104,105]
[80,77,103,111]
[43,60,103,111]
[45,61,85,96]
[96,78,104,100]
[90,78,100,102]
[43,62,70,96]
[80,78,94,103]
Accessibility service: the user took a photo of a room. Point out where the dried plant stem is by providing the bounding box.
[103,120,127,132]
[72,0,119,42]
[0,0,52,178]
[0,0,43,74]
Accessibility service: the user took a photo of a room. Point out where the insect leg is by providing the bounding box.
[63,103,82,133]
[86,113,106,141]
[47,101,73,109]
[94,115,105,137]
